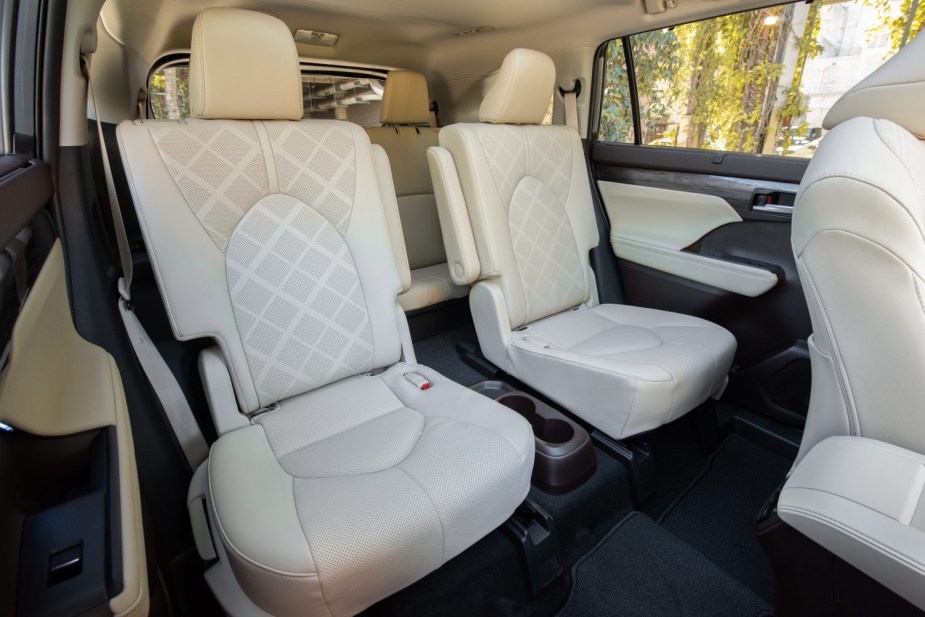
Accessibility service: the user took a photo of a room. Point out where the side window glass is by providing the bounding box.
[149,65,190,120]
[599,40,634,143]
[301,75,384,125]
[599,0,924,157]
[148,67,387,128]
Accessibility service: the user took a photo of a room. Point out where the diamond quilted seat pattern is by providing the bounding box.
[226,194,374,406]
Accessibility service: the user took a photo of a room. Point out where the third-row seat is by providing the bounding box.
[428,48,738,440]
[367,70,469,312]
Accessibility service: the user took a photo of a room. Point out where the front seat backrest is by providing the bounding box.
[792,32,925,461]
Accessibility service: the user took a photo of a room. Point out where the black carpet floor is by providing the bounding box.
[558,512,771,617]
[412,324,488,386]
[659,434,792,601]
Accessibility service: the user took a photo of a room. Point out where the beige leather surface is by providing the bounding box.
[824,31,925,139]
[612,237,779,297]
[427,145,481,285]
[600,181,778,296]
[780,437,925,610]
[208,363,533,617]
[190,8,302,120]
[507,304,736,439]
[792,116,925,460]
[599,181,742,249]
[372,143,413,293]
[0,242,149,617]
[398,263,469,311]
[367,126,444,270]
[1,242,118,434]
[440,122,598,328]
[379,70,431,125]
[480,48,556,125]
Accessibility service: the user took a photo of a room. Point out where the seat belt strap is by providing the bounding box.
[80,54,133,302]
[82,53,208,469]
[119,301,209,467]
[564,90,579,132]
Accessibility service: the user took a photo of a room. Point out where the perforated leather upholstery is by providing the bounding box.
[368,70,469,311]
[793,33,925,461]
[431,49,736,440]
[117,10,533,616]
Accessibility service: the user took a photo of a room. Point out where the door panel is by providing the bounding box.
[600,181,780,297]
[593,145,812,426]
[0,242,150,617]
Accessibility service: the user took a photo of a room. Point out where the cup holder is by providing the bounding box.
[498,395,575,444]
[471,381,597,495]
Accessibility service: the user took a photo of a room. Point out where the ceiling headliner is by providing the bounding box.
[100,0,782,81]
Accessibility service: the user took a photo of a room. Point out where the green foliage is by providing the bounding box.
[866,0,924,51]
[599,42,634,142]
[778,1,824,154]
[149,67,190,119]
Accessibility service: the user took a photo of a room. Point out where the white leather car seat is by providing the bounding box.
[792,32,925,462]
[116,9,534,617]
[367,71,469,311]
[428,48,737,440]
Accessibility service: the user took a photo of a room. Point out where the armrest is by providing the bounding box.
[778,436,925,610]
[427,146,480,286]
[371,144,412,294]
[611,236,779,297]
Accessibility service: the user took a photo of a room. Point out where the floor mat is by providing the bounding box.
[558,512,771,617]
[413,325,488,386]
[659,434,792,601]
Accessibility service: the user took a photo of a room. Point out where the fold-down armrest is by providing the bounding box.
[779,436,925,611]
[427,146,480,286]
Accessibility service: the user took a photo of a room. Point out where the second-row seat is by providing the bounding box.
[117,9,533,616]
[367,70,469,312]
[428,48,738,440]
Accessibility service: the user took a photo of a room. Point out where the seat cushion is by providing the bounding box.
[398,262,470,312]
[207,362,533,617]
[508,304,736,440]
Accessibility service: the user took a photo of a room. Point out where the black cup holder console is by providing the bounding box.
[472,381,596,494]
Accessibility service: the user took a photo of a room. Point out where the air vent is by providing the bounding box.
[294,29,340,47]
[454,26,494,36]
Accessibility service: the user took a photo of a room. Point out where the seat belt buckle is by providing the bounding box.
[404,372,431,391]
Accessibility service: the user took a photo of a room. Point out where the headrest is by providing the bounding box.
[379,70,431,125]
[823,32,925,139]
[189,8,303,121]
[479,49,555,125]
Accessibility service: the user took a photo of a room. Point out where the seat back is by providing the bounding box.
[437,49,599,329]
[367,71,444,270]
[118,8,407,417]
[792,33,925,461]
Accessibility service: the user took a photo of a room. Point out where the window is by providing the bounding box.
[599,0,924,157]
[148,65,387,127]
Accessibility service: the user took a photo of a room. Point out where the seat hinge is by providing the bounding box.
[246,402,280,423]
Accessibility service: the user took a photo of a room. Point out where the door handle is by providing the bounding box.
[751,189,795,218]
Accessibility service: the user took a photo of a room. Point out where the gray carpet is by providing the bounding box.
[558,512,771,617]
[413,325,488,386]
[660,434,792,601]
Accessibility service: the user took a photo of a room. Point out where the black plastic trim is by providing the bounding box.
[0,158,51,247]
[593,141,809,184]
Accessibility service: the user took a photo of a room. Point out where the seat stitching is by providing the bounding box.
[512,342,676,383]
[270,404,413,458]
[779,504,925,575]
[395,465,447,564]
